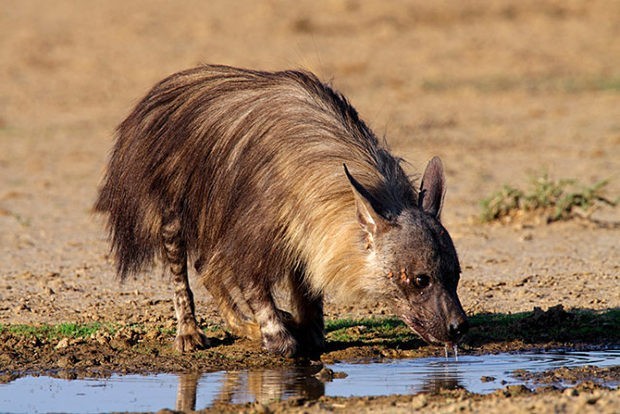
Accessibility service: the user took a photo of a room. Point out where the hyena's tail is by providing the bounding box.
[94,69,203,280]
[94,131,163,280]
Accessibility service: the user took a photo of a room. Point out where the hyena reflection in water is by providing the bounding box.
[175,368,325,411]
[95,64,468,357]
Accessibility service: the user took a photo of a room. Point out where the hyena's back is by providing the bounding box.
[95,65,410,285]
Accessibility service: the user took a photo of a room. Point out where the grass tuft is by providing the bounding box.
[480,173,616,223]
[326,317,420,347]
[0,322,109,340]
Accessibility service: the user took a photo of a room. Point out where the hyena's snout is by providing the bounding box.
[442,292,469,344]
[404,290,469,346]
[446,310,469,343]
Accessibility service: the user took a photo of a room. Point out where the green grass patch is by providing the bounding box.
[326,317,419,347]
[0,322,108,340]
[480,173,616,223]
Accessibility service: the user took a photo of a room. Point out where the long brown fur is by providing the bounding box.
[96,65,414,296]
[95,64,466,355]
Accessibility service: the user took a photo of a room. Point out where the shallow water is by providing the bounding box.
[1,349,618,413]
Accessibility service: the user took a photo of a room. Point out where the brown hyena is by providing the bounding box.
[95,64,468,356]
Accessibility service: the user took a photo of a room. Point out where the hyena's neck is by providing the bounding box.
[300,218,383,302]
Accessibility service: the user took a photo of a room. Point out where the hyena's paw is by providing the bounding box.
[262,329,298,357]
[297,321,325,357]
[174,326,210,353]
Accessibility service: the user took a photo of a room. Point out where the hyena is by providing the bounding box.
[95,64,468,356]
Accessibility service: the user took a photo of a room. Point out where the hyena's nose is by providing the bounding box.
[448,319,469,342]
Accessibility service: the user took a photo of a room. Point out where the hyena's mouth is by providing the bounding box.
[401,315,444,346]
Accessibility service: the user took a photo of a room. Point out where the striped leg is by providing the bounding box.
[211,277,261,340]
[246,281,298,357]
[162,214,209,352]
[196,254,261,340]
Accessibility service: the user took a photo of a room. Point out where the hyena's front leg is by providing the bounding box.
[246,281,298,357]
[289,269,325,356]
[162,214,209,352]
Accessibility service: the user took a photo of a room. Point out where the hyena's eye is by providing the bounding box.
[413,274,430,289]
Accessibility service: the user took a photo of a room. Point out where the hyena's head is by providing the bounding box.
[345,157,468,346]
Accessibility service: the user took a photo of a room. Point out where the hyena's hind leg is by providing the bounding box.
[289,267,325,356]
[195,254,261,341]
[196,254,297,356]
[161,213,209,352]
[209,276,262,340]
[208,276,297,345]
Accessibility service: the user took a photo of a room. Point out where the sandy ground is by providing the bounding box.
[1,1,619,412]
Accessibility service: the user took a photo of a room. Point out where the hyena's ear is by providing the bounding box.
[419,156,446,219]
[344,164,392,245]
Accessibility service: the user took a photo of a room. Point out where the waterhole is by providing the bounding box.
[1,349,618,413]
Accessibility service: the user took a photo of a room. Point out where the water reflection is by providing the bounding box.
[1,350,617,413]
[419,362,463,393]
[175,373,199,412]
[176,360,468,409]
[176,365,326,410]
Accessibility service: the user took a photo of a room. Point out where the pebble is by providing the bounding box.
[563,387,579,397]
[55,338,70,349]
[252,402,271,414]
[503,384,532,397]
[314,367,335,381]
[410,394,428,409]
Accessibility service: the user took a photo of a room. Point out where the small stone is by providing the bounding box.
[253,402,271,414]
[12,303,30,314]
[504,384,532,397]
[143,329,161,341]
[563,387,578,397]
[314,367,335,382]
[57,370,77,380]
[57,355,76,369]
[480,376,496,382]
[55,338,70,349]
[410,394,428,409]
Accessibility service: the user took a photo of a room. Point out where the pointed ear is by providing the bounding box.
[419,156,446,219]
[343,164,391,244]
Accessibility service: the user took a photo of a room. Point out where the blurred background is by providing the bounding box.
[1,0,618,324]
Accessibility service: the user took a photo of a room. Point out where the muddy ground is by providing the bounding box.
[1,1,619,412]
